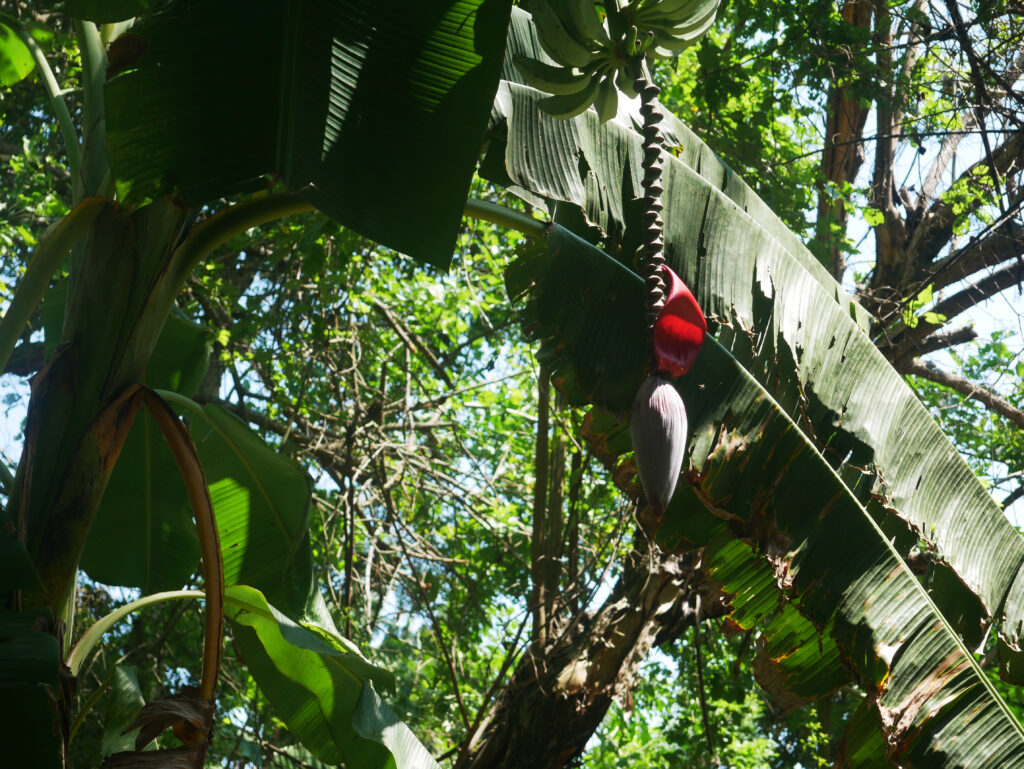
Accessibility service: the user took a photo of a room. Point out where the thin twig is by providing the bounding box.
[372,456,474,735]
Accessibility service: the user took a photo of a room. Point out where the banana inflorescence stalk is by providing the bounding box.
[634,71,668,338]
[519,0,717,513]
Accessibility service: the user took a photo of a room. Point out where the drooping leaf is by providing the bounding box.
[492,7,1024,678]
[506,228,1024,765]
[163,395,314,618]
[225,585,407,769]
[105,0,514,268]
[353,682,442,769]
[80,313,210,593]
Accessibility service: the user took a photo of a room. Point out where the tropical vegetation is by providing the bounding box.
[1,1,1023,767]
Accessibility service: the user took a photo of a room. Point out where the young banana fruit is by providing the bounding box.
[514,0,720,122]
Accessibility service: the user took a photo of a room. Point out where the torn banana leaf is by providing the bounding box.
[505,226,1024,766]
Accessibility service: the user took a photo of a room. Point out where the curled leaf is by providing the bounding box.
[653,266,706,377]
[125,688,211,750]
[630,374,688,513]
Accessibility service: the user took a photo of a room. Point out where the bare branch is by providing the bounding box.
[901,358,1024,429]
[1003,484,1024,511]
[371,298,455,388]
[900,325,978,358]
[928,218,1024,292]
[907,131,1024,267]
[886,259,1023,362]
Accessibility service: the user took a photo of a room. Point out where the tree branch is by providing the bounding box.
[1003,484,1024,511]
[943,0,1008,217]
[885,259,1024,362]
[927,217,1024,292]
[894,325,978,359]
[370,298,455,389]
[901,358,1024,429]
[906,131,1024,267]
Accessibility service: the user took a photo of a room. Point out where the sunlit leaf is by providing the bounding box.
[105,0,514,267]
[167,396,314,618]
[226,585,405,768]
[0,20,34,87]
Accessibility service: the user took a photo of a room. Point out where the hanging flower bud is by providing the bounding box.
[630,266,705,512]
[652,266,707,377]
[630,374,688,514]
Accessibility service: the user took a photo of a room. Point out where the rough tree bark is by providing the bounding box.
[813,0,873,281]
[460,537,723,769]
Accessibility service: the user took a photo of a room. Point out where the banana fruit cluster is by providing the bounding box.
[514,0,720,121]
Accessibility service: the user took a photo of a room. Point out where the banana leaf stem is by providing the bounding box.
[16,25,82,203]
[171,194,546,292]
[463,198,548,239]
[74,20,110,198]
[170,194,315,287]
[66,589,205,676]
[141,389,224,703]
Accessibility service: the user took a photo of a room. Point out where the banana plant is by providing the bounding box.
[491,5,1024,764]
[0,2,511,767]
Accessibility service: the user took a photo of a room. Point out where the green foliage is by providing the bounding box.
[505,221,1024,764]
[104,0,513,267]
[911,332,1024,504]
[2,1,1023,767]
[653,0,843,238]
[900,283,946,328]
[226,584,396,768]
[0,20,34,86]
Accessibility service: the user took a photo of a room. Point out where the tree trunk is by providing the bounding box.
[812,0,872,280]
[460,538,721,769]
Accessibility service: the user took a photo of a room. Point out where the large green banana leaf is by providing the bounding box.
[490,6,1024,682]
[0,609,61,769]
[507,226,1024,765]
[225,585,402,769]
[104,0,513,268]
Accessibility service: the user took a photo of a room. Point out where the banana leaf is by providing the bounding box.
[490,5,1024,677]
[225,585,425,769]
[104,0,513,268]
